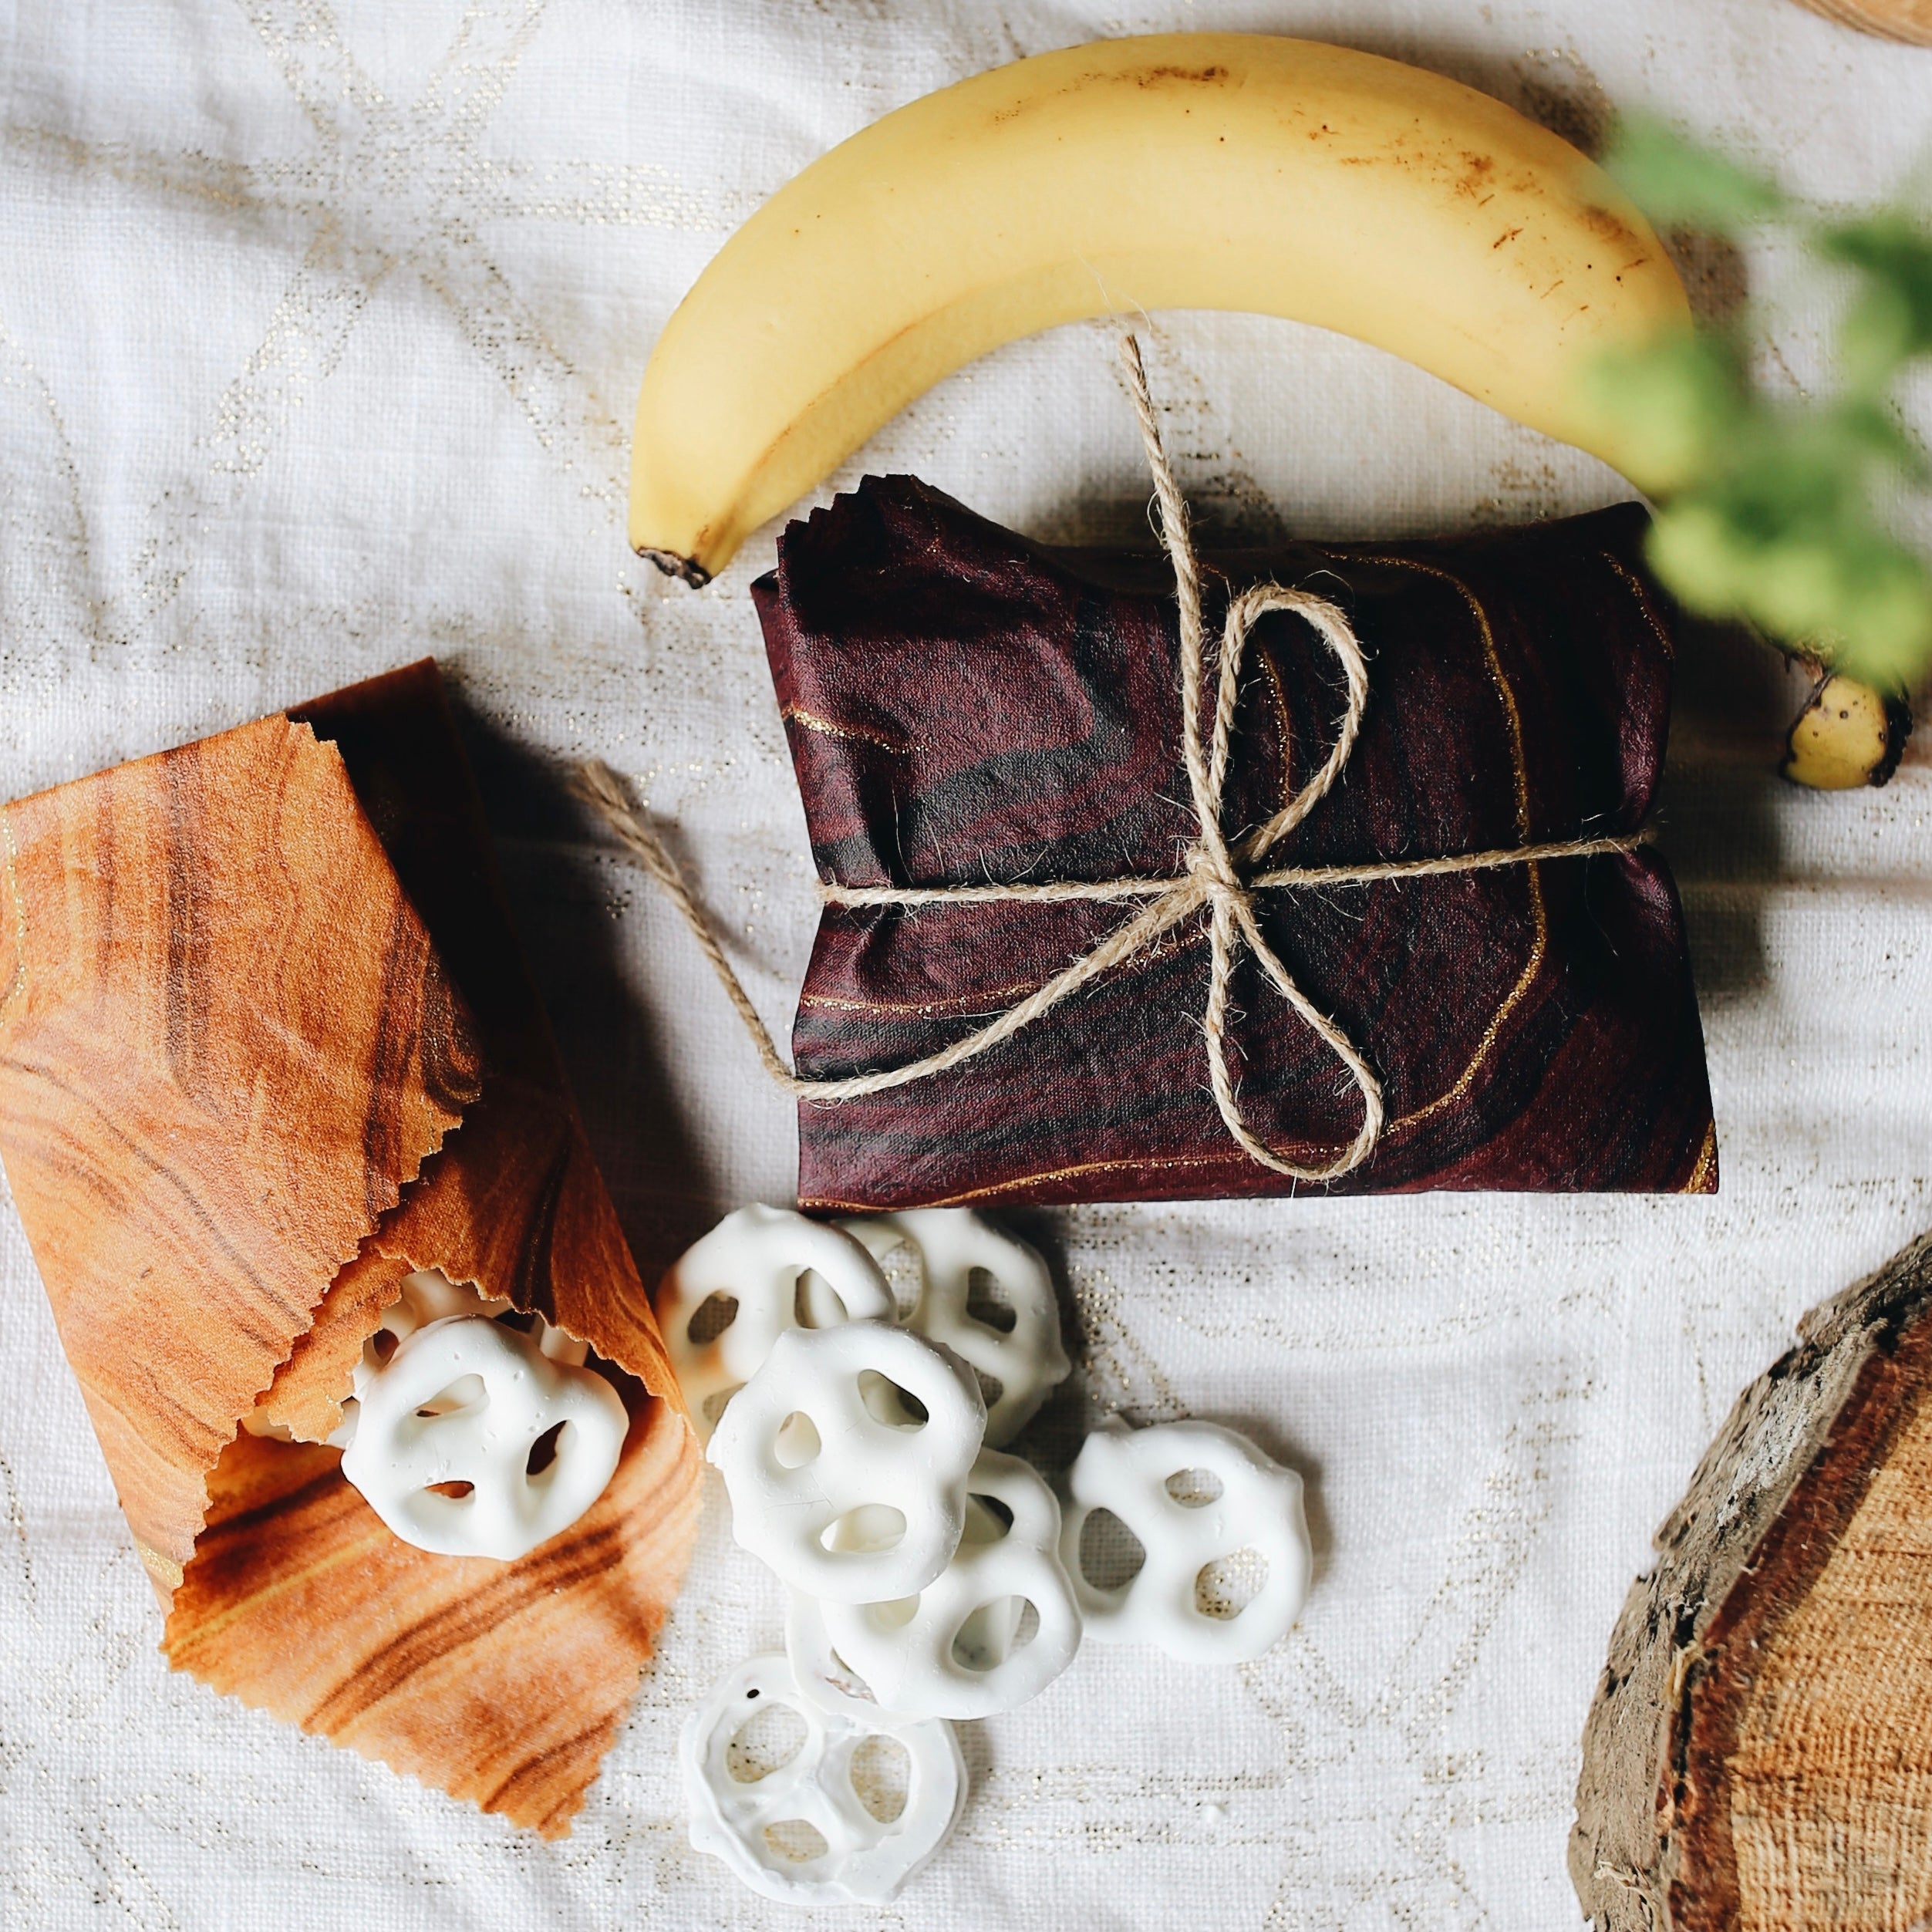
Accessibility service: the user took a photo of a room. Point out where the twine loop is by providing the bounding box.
[577,335,1650,1185]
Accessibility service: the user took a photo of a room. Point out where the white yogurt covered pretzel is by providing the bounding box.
[340,1313,629,1561]
[346,1269,595,1387]
[785,1589,913,1729]
[352,1269,509,1384]
[1060,1420,1310,1664]
[681,1651,964,1907]
[658,1205,896,1440]
[795,1447,1081,1721]
[841,1210,1069,1445]
[706,1320,984,1603]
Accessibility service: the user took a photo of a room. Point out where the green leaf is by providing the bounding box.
[1580,124,1932,690]
[1603,118,1785,232]
[1647,494,1932,686]
[1579,332,1746,494]
[1829,398,1931,480]
[1822,214,1932,392]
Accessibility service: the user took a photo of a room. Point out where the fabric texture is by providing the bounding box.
[761,480,1716,1205]
[0,3,1928,1930]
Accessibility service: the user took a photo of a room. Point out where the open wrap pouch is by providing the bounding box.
[0,660,700,1836]
[754,477,1718,1209]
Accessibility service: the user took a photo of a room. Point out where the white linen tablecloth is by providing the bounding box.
[2,2,1929,1927]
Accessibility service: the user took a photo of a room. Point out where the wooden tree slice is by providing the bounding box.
[1787,0,1932,46]
[1573,1229,1932,1929]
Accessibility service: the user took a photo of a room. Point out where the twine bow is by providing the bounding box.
[578,334,1649,1184]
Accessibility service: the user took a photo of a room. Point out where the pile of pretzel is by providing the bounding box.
[659,1205,1313,1906]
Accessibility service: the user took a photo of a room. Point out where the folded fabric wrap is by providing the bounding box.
[753,477,1718,1208]
[0,661,700,1835]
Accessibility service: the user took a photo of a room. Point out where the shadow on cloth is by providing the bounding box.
[442,684,718,1288]
[1654,614,1792,1006]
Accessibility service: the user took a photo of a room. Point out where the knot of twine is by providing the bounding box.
[577,334,1650,1185]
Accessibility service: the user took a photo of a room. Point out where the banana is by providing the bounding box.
[630,34,1689,583]
[1783,673,1912,789]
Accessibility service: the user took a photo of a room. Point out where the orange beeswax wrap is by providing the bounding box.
[0,660,700,1836]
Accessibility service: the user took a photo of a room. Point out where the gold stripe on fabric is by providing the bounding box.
[802,1147,1244,1212]
[781,704,911,754]
[797,925,1201,1017]
[1684,1121,1720,1194]
[1329,553,1548,1138]
[1602,551,1677,663]
[1257,642,1298,808]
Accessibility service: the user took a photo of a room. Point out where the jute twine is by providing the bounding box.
[576,335,1650,1184]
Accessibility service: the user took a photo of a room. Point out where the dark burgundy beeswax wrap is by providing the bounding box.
[752,477,1717,1210]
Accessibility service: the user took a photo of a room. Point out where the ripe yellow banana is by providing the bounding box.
[630,34,1690,583]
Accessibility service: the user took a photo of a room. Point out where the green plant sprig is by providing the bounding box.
[1589,120,1932,690]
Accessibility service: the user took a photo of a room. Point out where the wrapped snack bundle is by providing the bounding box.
[752,471,1717,1209]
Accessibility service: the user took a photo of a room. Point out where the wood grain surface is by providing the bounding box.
[255,1241,416,1444]
[1572,1230,1932,1929]
[0,716,478,1590]
[288,661,685,1404]
[164,661,701,1834]
[1789,0,1932,46]
[167,1389,697,1837]
[1,666,700,1835]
